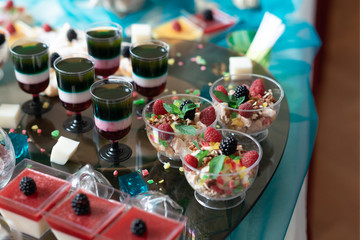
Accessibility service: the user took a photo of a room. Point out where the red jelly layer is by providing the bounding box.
[0,168,70,221]
[100,207,185,240]
[45,189,126,240]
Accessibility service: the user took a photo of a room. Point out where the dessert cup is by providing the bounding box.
[0,159,72,238]
[0,27,9,81]
[210,73,284,142]
[180,129,262,210]
[142,94,217,167]
[0,128,16,189]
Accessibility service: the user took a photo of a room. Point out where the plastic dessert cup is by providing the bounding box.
[0,127,16,189]
[86,22,122,78]
[181,129,262,210]
[54,53,95,133]
[10,38,51,115]
[0,27,10,81]
[0,159,72,238]
[142,94,217,167]
[210,73,284,142]
[44,185,130,240]
[97,206,186,240]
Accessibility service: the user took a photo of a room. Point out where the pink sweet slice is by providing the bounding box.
[45,189,126,240]
[0,168,70,221]
[100,207,185,240]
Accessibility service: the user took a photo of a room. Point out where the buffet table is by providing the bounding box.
[0,0,321,239]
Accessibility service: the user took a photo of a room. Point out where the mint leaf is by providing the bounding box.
[228,95,237,103]
[236,96,245,107]
[180,102,197,117]
[200,132,205,139]
[213,90,230,103]
[209,155,226,178]
[231,112,237,119]
[174,124,197,136]
[163,103,181,115]
[159,139,168,148]
[228,154,241,160]
[196,150,209,167]
[193,140,200,150]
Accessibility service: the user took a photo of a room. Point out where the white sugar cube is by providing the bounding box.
[131,24,152,43]
[50,136,80,165]
[229,56,253,75]
[0,104,21,129]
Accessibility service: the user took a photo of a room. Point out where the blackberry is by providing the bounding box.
[179,100,195,120]
[67,29,77,42]
[19,176,37,196]
[203,9,214,21]
[0,33,5,46]
[122,45,130,58]
[50,52,60,68]
[131,219,147,236]
[71,193,90,215]
[219,136,238,155]
[234,85,250,102]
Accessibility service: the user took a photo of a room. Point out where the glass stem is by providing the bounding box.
[74,112,82,123]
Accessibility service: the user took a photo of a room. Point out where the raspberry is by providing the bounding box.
[131,219,147,236]
[213,85,228,102]
[234,85,249,102]
[179,100,195,120]
[184,154,198,169]
[250,79,266,97]
[172,20,182,32]
[67,28,77,42]
[199,106,216,126]
[204,127,222,142]
[238,102,253,118]
[6,22,16,35]
[203,9,214,21]
[241,150,259,167]
[152,99,168,115]
[219,136,238,155]
[5,0,13,10]
[71,193,90,215]
[157,123,173,140]
[42,23,52,32]
[19,176,37,196]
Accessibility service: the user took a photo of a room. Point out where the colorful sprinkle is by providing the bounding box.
[185,89,191,94]
[26,164,32,168]
[200,66,206,71]
[113,170,118,176]
[142,169,149,177]
[208,82,213,86]
[51,130,59,138]
[40,148,45,153]
[42,102,49,109]
[163,162,170,169]
[132,92,138,98]
[31,125,38,131]
[177,61,183,66]
[171,90,177,95]
[27,138,32,143]
[9,128,15,133]
[179,167,184,172]
[176,52,182,57]
[216,125,221,128]
[164,88,168,93]
[147,179,154,184]
[37,129,42,134]
[190,57,197,62]
[168,58,175,65]
[158,179,164,184]
[193,89,200,95]
[172,96,178,100]
[198,44,204,49]
[66,110,72,116]
[22,129,27,135]
[134,98,145,105]
[137,116,142,120]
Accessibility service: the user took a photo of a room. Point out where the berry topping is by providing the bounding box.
[4,0,14,10]
[204,127,222,142]
[250,79,266,97]
[157,122,174,140]
[0,34,5,46]
[234,85,249,102]
[50,52,60,68]
[203,9,214,21]
[219,136,238,155]
[71,193,90,215]
[172,20,182,32]
[200,106,216,126]
[131,219,147,236]
[184,154,198,169]
[6,22,16,35]
[42,23,52,32]
[241,150,259,167]
[238,102,253,118]
[179,100,195,120]
[121,45,130,58]
[153,99,168,115]
[213,85,228,102]
[19,176,37,196]
[66,28,77,42]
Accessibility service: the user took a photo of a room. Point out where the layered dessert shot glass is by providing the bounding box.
[86,22,122,78]
[97,206,187,240]
[181,128,262,209]
[90,77,133,163]
[210,73,284,142]
[0,159,72,238]
[142,94,217,167]
[10,38,51,115]
[44,184,130,240]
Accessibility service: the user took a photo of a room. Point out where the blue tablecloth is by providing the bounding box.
[10,0,321,239]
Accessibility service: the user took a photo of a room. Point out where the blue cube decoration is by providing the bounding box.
[8,133,29,162]
[118,172,148,196]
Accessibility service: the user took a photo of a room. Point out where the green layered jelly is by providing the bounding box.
[86,29,122,60]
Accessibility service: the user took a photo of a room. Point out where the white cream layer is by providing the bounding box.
[132,72,167,88]
[94,56,120,69]
[94,115,131,132]
[58,87,91,104]
[15,69,49,85]
[51,229,81,240]
[0,209,49,239]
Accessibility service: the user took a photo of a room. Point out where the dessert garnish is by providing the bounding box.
[131,218,147,236]
[19,176,37,196]
[50,52,60,68]
[203,9,214,21]
[6,22,16,35]
[121,45,130,58]
[71,193,90,215]
[234,85,250,102]
[172,20,182,32]
[67,28,77,42]
[0,33,5,46]
[42,23,52,32]
[179,100,196,120]
[219,136,238,155]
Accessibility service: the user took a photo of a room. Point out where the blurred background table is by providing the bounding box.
[0,0,321,239]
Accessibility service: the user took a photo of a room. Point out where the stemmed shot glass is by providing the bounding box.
[54,53,95,133]
[10,38,51,115]
[86,22,122,78]
[130,40,169,115]
[90,77,133,163]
